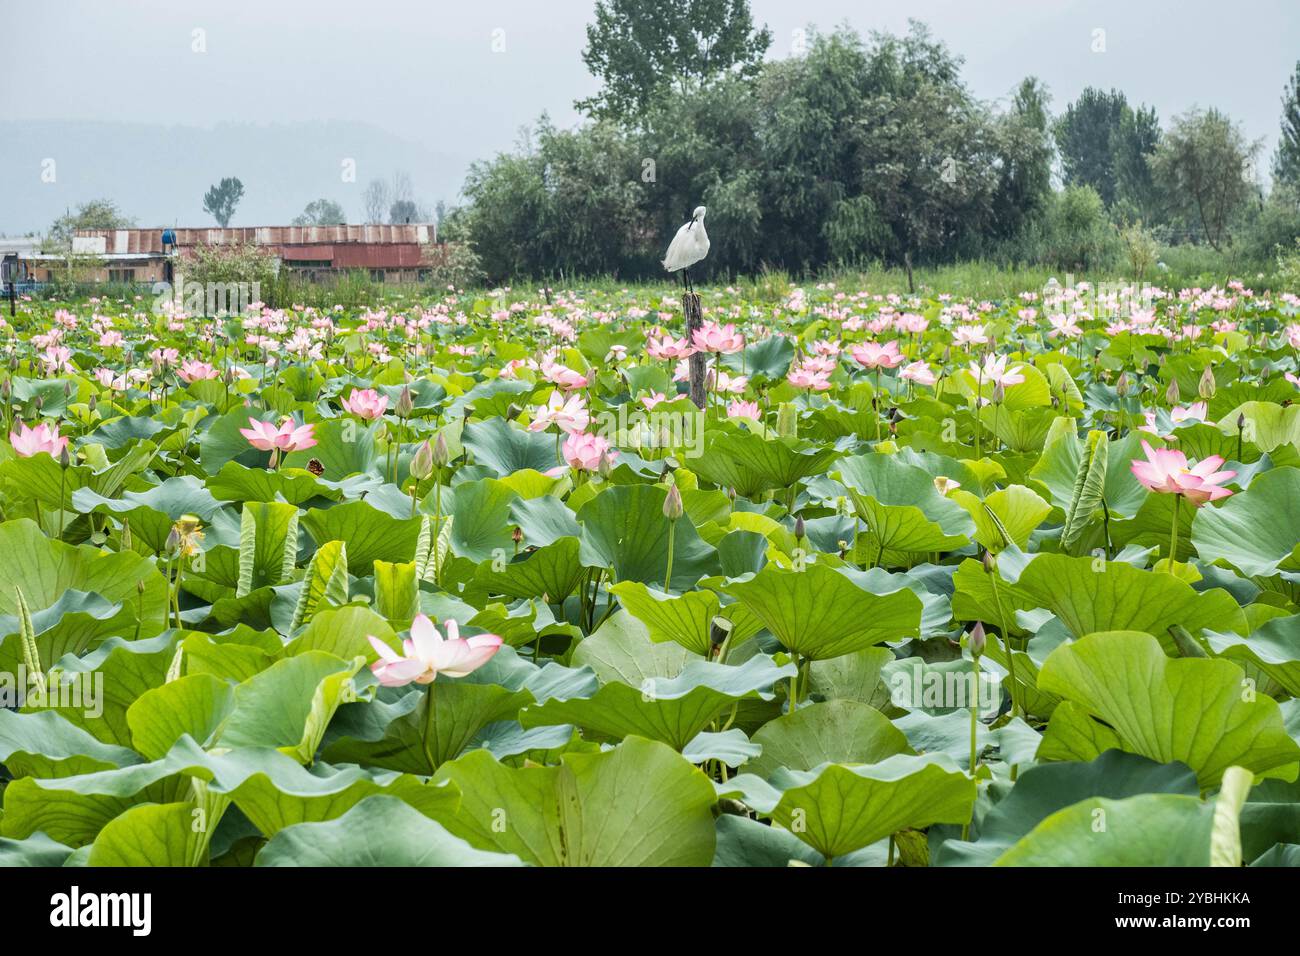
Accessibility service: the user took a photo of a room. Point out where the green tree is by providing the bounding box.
[577,0,771,122]
[1274,61,1300,188]
[291,198,347,226]
[1150,108,1259,250]
[988,77,1055,242]
[389,199,419,224]
[1113,105,1162,222]
[46,199,135,248]
[1055,88,1127,205]
[202,177,245,227]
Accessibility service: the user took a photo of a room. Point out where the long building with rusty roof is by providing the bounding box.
[23,223,441,284]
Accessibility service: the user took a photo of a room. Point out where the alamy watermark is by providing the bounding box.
[0,666,104,718]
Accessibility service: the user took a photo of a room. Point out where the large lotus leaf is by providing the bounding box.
[578,484,719,589]
[993,766,1254,866]
[281,418,379,479]
[808,647,895,711]
[433,736,717,866]
[723,563,922,661]
[950,484,1051,553]
[0,440,154,512]
[0,832,76,867]
[39,633,178,747]
[0,518,169,629]
[519,654,795,750]
[0,590,135,677]
[834,453,975,554]
[720,332,795,381]
[936,750,1200,865]
[472,536,586,603]
[1015,553,1248,644]
[1205,614,1300,697]
[72,476,226,554]
[0,709,140,779]
[126,673,236,760]
[1216,401,1300,454]
[446,476,518,561]
[1191,466,1300,577]
[608,581,718,656]
[747,700,912,777]
[205,460,355,506]
[461,416,561,476]
[254,795,516,866]
[301,500,422,574]
[1037,631,1300,787]
[86,801,213,866]
[322,680,532,774]
[571,611,694,685]
[1029,419,1148,519]
[712,813,825,867]
[216,651,363,763]
[691,431,838,497]
[510,495,581,547]
[718,752,977,860]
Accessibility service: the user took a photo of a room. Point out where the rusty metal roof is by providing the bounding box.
[74,224,435,254]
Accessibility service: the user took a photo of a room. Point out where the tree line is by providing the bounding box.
[440,2,1300,284]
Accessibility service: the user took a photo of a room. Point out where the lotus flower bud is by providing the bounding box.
[663,483,684,521]
[396,386,414,418]
[1115,372,1130,397]
[409,440,434,480]
[1198,366,1216,400]
[598,450,613,479]
[432,432,450,468]
[775,402,798,438]
[59,445,70,468]
[120,517,133,551]
[991,381,1005,405]
[164,525,182,556]
[970,621,987,658]
[982,549,997,573]
[1165,377,1180,405]
[794,515,805,540]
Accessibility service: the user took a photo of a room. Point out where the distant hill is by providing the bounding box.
[0,119,471,234]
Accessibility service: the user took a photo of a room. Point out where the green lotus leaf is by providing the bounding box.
[747,700,912,777]
[578,484,719,589]
[834,452,976,555]
[1192,466,1300,577]
[1037,631,1300,787]
[724,562,922,661]
[519,654,794,750]
[433,736,718,866]
[718,752,977,860]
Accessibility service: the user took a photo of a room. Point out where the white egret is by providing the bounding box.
[662,205,709,293]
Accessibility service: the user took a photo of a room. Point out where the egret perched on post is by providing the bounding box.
[663,206,709,293]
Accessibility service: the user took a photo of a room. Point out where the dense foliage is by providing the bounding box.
[0,277,1298,866]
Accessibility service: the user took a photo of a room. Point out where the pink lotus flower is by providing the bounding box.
[561,431,615,472]
[641,392,669,410]
[850,340,905,370]
[341,388,389,421]
[178,359,219,383]
[367,615,502,687]
[646,335,694,360]
[1130,440,1235,505]
[239,417,318,453]
[10,421,68,459]
[970,355,1025,388]
[727,400,761,419]
[788,365,831,391]
[900,360,937,386]
[541,360,589,391]
[692,321,745,354]
[528,390,589,434]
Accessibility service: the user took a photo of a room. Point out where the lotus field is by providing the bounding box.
[3,280,1300,869]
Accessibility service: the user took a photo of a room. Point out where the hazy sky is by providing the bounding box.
[4,0,1299,226]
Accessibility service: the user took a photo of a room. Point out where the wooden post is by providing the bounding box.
[683,291,706,409]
